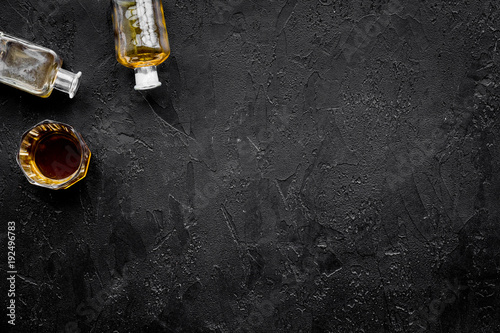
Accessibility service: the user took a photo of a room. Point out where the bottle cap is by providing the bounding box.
[53,68,82,98]
[134,66,162,90]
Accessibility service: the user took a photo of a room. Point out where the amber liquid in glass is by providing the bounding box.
[20,124,83,183]
[18,121,92,190]
[34,132,82,180]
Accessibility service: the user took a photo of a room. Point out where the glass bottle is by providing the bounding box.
[17,120,91,190]
[112,0,171,90]
[0,32,82,98]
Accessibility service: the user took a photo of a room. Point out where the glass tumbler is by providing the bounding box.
[17,120,91,190]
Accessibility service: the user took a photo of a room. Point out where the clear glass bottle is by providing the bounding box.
[0,32,82,98]
[112,0,171,90]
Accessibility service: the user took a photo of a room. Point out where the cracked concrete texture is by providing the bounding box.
[1,0,500,332]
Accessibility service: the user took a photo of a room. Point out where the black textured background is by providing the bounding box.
[1,0,500,332]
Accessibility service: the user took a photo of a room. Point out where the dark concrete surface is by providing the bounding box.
[1,0,500,332]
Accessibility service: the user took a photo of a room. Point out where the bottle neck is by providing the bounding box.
[54,68,82,98]
[134,66,161,90]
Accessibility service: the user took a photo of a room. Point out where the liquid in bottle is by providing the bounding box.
[112,0,171,90]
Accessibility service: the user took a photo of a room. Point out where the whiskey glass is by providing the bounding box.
[16,120,91,190]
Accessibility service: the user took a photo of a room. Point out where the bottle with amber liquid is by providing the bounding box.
[0,32,82,98]
[17,120,91,190]
[112,0,171,90]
